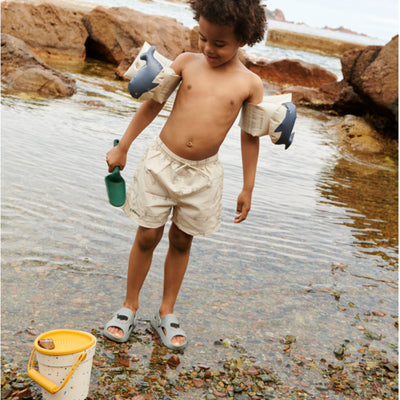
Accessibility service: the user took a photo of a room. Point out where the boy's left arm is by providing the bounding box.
[234,130,259,223]
[234,74,263,223]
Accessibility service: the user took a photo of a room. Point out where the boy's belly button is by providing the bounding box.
[186,139,193,148]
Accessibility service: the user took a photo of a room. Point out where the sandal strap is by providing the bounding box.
[105,307,136,332]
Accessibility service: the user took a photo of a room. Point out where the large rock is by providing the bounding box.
[1,33,76,97]
[240,52,337,88]
[1,1,89,62]
[283,36,398,139]
[335,115,386,154]
[341,36,398,127]
[82,6,193,68]
[284,80,365,114]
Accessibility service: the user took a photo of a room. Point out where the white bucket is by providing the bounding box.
[28,329,96,400]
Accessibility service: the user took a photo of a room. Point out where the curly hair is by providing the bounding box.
[188,0,267,46]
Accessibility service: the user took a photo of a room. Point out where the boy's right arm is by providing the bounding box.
[106,98,164,172]
[106,52,189,172]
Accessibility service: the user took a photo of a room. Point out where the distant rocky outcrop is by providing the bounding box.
[266,8,368,40]
[267,29,367,58]
[267,8,286,22]
[323,26,367,37]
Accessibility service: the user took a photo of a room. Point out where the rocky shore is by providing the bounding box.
[2,326,398,400]
[1,0,398,143]
[266,29,367,58]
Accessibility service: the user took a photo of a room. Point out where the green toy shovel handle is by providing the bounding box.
[110,139,121,174]
[111,139,122,174]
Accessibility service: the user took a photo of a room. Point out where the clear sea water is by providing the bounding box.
[1,0,397,397]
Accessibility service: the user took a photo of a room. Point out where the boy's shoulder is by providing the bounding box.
[240,65,264,104]
[174,51,201,65]
[170,52,201,74]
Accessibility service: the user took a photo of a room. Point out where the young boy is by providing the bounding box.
[104,0,267,350]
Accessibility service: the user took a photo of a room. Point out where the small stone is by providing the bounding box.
[0,386,12,399]
[11,382,29,390]
[364,330,382,341]
[372,310,386,317]
[356,325,366,330]
[38,339,55,350]
[331,291,341,301]
[383,361,398,372]
[366,361,378,369]
[167,355,180,367]
[248,366,259,376]
[284,335,296,344]
[260,374,276,383]
[334,345,345,357]
[204,370,212,379]
[233,385,243,393]
[193,378,204,388]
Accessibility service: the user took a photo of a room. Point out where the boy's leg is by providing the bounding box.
[107,225,164,338]
[158,222,193,346]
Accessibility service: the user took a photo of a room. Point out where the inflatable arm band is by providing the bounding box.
[124,42,181,104]
[239,94,296,149]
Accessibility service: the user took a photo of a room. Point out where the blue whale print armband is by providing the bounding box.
[239,94,296,149]
[124,42,181,104]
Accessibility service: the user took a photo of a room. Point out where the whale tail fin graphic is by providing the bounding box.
[274,102,296,149]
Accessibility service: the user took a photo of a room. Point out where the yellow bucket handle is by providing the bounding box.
[27,349,87,394]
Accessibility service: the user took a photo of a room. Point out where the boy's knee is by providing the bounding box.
[136,226,164,250]
[169,224,193,253]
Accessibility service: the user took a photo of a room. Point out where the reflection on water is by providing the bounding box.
[1,60,397,385]
[317,157,398,269]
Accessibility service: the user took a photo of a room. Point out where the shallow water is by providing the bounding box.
[1,54,397,386]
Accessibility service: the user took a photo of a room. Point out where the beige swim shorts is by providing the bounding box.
[122,137,224,236]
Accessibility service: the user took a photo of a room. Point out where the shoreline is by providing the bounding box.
[266,28,368,58]
[2,327,398,399]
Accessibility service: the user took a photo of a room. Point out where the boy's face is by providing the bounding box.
[198,16,244,68]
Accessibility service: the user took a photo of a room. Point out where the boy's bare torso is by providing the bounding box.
[159,52,261,160]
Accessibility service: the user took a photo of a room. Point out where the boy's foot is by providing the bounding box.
[103,307,137,343]
[151,312,188,350]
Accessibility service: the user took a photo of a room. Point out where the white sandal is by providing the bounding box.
[103,307,137,343]
[150,312,187,350]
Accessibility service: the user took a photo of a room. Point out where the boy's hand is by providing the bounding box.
[106,145,127,173]
[234,189,252,223]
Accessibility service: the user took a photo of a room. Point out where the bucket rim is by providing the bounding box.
[33,329,96,356]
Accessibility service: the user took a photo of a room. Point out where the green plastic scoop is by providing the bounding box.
[105,139,126,207]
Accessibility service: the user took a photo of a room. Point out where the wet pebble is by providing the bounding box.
[193,378,204,388]
[372,310,386,317]
[364,329,382,340]
[167,355,180,367]
[333,344,345,357]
